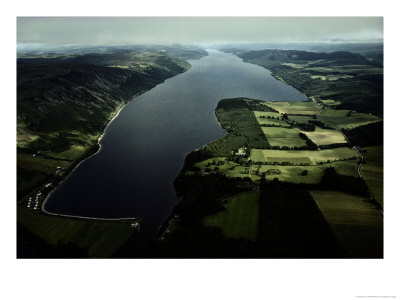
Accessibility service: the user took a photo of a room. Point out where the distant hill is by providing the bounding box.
[222,48,383,115]
[219,42,383,65]
[18,44,208,60]
[17,52,190,134]
[239,49,376,66]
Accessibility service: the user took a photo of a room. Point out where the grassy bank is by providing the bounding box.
[17,206,140,258]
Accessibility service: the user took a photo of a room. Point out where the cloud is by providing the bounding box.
[17,17,383,46]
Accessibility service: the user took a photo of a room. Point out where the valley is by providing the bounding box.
[17,47,383,258]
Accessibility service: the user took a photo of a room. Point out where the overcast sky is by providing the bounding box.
[17,17,383,47]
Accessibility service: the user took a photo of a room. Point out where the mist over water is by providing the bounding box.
[44,50,307,251]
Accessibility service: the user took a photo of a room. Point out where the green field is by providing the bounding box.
[253,110,282,119]
[287,115,314,124]
[250,147,359,165]
[310,74,354,81]
[263,101,321,116]
[361,146,384,209]
[253,111,290,127]
[194,157,237,173]
[203,191,260,241]
[318,108,382,129]
[18,206,138,258]
[309,190,383,258]
[320,99,341,106]
[258,160,358,184]
[302,127,347,146]
[261,127,306,147]
[193,157,358,185]
[49,144,90,161]
[17,153,72,196]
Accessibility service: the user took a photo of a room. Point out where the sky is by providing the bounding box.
[17,17,383,48]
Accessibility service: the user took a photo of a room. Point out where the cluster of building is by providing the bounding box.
[235,147,247,157]
[26,182,52,211]
[27,192,40,210]
[130,222,140,229]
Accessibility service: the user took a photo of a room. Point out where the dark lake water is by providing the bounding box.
[44,50,307,253]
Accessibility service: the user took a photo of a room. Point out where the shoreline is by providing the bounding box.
[40,99,130,217]
[39,91,150,219]
[38,66,194,220]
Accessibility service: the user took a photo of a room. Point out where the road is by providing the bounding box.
[315,105,383,215]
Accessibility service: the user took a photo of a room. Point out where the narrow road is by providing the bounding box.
[315,105,363,177]
[315,104,383,215]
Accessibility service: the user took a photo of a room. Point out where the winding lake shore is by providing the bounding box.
[41,93,140,217]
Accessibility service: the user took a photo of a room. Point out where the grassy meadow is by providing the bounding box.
[361,146,384,209]
[250,147,359,165]
[194,155,358,185]
[287,115,314,123]
[301,127,347,146]
[261,127,306,147]
[253,111,290,127]
[263,101,321,116]
[203,191,260,241]
[318,108,381,130]
[320,99,341,107]
[18,206,139,258]
[310,190,383,258]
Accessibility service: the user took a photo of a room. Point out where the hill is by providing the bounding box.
[221,48,383,115]
[17,50,196,200]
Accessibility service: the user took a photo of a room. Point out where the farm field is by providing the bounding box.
[310,74,354,81]
[261,127,306,147]
[253,111,290,127]
[165,94,383,258]
[263,101,321,115]
[309,190,383,258]
[194,157,238,174]
[250,147,359,165]
[17,206,138,258]
[320,99,341,106]
[259,165,326,184]
[203,191,260,241]
[193,157,358,184]
[361,146,384,209]
[318,108,382,129]
[258,160,358,184]
[17,153,72,196]
[49,144,90,161]
[287,115,314,123]
[302,126,347,146]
